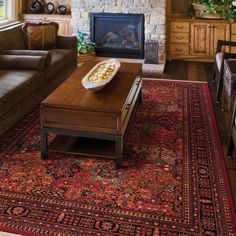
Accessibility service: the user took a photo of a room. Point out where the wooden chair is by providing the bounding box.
[227,99,236,158]
[212,40,236,103]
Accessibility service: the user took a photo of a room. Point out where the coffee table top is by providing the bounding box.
[42,61,142,113]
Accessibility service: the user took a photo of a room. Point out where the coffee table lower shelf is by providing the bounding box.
[49,135,116,159]
[41,128,123,168]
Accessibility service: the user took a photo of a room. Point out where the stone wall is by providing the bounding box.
[71,0,166,62]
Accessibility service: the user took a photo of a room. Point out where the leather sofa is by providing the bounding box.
[0,23,77,135]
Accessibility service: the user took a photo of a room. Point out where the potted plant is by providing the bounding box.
[191,0,235,22]
[77,31,96,55]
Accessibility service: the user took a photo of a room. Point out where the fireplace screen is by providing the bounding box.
[90,13,144,59]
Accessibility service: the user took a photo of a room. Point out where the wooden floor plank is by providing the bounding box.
[188,62,198,81]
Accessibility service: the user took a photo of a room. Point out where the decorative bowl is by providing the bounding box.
[81,59,121,92]
[192,3,222,19]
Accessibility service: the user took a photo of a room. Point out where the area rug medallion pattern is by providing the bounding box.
[0,79,235,235]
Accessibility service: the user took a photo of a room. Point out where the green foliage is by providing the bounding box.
[77,31,96,55]
[0,6,4,18]
[192,0,235,22]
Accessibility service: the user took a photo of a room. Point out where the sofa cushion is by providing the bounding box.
[0,24,26,53]
[45,49,74,80]
[22,22,59,50]
[0,70,44,117]
[0,55,45,71]
[2,50,52,66]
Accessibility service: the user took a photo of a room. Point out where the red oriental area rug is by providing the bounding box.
[0,79,236,235]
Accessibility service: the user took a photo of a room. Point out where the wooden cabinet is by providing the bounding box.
[210,23,230,56]
[166,0,236,61]
[190,22,210,56]
[167,0,232,61]
[19,14,72,35]
[169,22,190,56]
[19,0,72,36]
[231,24,236,53]
[190,22,229,57]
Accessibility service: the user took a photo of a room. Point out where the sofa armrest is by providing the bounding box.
[0,55,46,71]
[2,50,52,66]
[56,35,77,50]
[56,35,78,67]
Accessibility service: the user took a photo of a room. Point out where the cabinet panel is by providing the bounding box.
[231,24,236,53]
[231,23,236,34]
[170,32,189,43]
[210,23,230,56]
[170,44,189,55]
[170,22,189,32]
[46,16,72,35]
[231,35,236,53]
[191,23,210,56]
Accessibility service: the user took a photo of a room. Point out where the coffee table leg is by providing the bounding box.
[115,136,123,169]
[41,128,48,159]
[139,89,142,104]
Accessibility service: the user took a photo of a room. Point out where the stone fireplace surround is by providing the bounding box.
[71,0,166,64]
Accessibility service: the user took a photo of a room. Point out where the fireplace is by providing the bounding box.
[90,13,144,59]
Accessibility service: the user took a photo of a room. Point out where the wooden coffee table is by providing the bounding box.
[40,61,142,168]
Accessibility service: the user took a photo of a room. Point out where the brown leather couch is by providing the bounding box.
[0,23,77,135]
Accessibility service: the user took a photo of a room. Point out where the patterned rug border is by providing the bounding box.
[157,79,236,227]
[147,79,236,226]
[204,81,236,225]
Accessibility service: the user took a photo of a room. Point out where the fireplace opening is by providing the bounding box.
[90,13,144,59]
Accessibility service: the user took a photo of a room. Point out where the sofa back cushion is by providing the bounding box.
[0,24,26,53]
[22,22,59,50]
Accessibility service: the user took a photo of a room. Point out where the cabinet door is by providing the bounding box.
[57,20,72,36]
[191,23,210,56]
[210,23,230,56]
[46,16,72,35]
[231,24,236,53]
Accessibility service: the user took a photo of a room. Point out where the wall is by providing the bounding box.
[71,0,166,62]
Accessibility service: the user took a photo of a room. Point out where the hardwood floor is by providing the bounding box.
[164,60,236,208]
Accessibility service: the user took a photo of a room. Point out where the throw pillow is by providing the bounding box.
[22,22,59,50]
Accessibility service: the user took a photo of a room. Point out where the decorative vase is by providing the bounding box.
[57,5,67,15]
[45,2,55,14]
[192,2,222,19]
[30,0,44,14]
